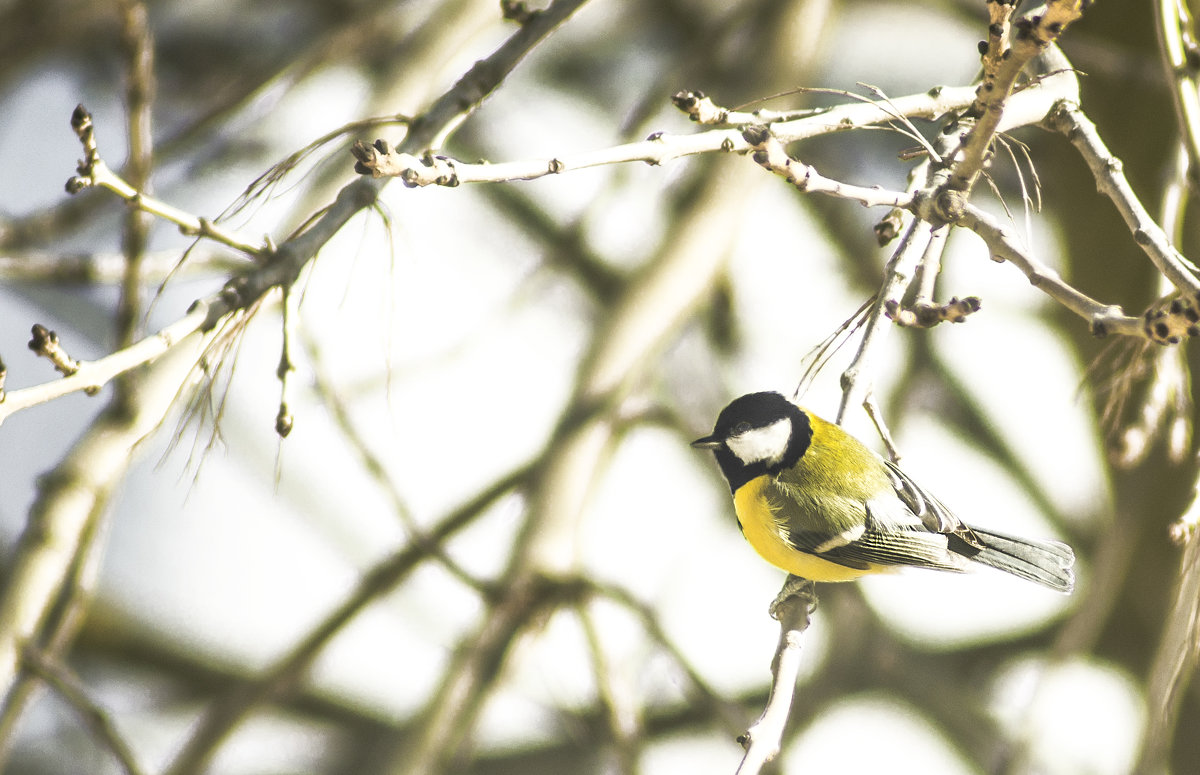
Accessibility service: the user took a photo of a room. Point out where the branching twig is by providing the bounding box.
[66,107,265,258]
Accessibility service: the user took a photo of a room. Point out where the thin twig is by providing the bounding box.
[741,125,914,208]
[956,204,1145,337]
[577,603,642,774]
[67,107,265,258]
[0,304,212,427]
[837,219,936,424]
[735,580,817,775]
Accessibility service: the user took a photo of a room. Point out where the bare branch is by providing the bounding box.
[741,125,914,208]
[161,463,534,775]
[837,219,936,423]
[946,1,1089,195]
[66,107,266,258]
[956,203,1144,337]
[736,579,817,775]
[0,305,212,427]
[1046,101,1200,297]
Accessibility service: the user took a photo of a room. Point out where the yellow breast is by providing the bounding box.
[733,476,877,582]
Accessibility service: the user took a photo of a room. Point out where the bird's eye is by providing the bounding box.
[732,422,752,435]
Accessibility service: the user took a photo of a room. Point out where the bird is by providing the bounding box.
[691,391,1075,592]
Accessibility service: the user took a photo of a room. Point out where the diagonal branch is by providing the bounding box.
[945,1,1089,195]
[1046,101,1200,297]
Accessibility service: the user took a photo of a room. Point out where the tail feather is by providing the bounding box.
[964,526,1075,593]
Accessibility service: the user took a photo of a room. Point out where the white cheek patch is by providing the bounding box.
[726,418,792,466]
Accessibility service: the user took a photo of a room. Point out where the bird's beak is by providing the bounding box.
[691,434,723,449]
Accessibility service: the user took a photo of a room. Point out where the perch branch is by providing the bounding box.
[736,580,817,774]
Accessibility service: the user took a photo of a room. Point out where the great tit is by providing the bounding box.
[692,391,1075,592]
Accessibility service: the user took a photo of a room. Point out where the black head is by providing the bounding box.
[692,391,812,492]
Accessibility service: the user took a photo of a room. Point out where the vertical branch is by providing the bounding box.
[836,219,935,424]
[1138,482,1200,774]
[945,1,1087,196]
[114,0,155,353]
[1155,0,1200,179]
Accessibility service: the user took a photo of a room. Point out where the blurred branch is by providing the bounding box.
[0,248,245,284]
[21,647,147,775]
[1154,0,1200,180]
[590,581,746,733]
[1139,473,1200,774]
[160,461,535,775]
[393,156,764,775]
[578,602,642,774]
[114,0,155,352]
[6,4,591,771]
[304,332,488,593]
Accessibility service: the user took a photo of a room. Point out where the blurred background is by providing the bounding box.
[0,1,1197,773]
